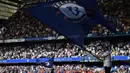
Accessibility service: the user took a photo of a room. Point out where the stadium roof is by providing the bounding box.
[0,0,49,20]
[0,0,21,20]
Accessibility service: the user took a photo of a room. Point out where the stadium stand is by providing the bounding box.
[0,0,129,39]
[0,0,129,73]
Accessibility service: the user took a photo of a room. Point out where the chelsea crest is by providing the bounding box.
[52,0,88,24]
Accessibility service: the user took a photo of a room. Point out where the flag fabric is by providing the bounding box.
[91,12,117,33]
[24,0,117,47]
[36,57,54,68]
[75,0,117,33]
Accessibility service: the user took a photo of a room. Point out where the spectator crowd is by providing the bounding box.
[0,65,130,73]
[0,41,129,60]
[0,43,85,60]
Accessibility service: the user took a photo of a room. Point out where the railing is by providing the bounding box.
[1,34,130,43]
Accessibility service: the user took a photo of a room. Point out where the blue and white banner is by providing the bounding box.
[0,56,129,64]
[0,57,87,64]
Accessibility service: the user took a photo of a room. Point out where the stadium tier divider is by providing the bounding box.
[0,34,130,43]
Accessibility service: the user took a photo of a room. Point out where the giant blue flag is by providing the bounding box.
[24,0,117,47]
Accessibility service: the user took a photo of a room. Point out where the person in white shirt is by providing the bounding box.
[93,46,112,73]
[102,48,111,73]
